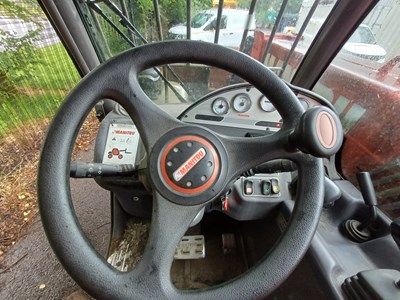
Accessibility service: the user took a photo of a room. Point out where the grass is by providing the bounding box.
[0,42,81,138]
[0,92,65,137]
[27,43,80,91]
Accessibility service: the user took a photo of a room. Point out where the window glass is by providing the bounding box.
[76,0,338,100]
[348,26,376,44]
[0,0,81,253]
[313,2,400,217]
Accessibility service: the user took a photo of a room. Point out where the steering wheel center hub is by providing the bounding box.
[160,136,219,194]
[149,126,227,206]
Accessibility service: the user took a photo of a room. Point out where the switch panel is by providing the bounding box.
[241,177,281,197]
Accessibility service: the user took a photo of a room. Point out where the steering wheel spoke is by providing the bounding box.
[121,192,203,297]
[218,130,292,181]
[123,80,184,151]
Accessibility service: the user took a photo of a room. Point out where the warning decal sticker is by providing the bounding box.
[102,123,139,165]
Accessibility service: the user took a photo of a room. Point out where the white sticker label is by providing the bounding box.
[173,148,206,182]
[102,123,139,165]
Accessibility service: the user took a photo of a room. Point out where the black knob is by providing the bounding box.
[290,106,343,157]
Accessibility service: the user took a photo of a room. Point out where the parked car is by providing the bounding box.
[343,24,387,62]
[168,8,256,48]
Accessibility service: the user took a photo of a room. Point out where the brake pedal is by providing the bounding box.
[174,235,205,259]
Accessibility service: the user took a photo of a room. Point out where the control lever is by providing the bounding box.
[70,161,135,178]
[343,172,378,242]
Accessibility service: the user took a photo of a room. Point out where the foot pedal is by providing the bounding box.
[222,233,237,255]
[174,235,205,259]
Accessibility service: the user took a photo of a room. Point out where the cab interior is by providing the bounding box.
[3,0,400,299]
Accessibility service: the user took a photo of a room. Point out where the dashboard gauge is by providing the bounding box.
[259,96,276,112]
[212,97,229,115]
[299,97,310,110]
[232,93,252,113]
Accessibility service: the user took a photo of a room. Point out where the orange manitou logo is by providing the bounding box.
[173,148,206,182]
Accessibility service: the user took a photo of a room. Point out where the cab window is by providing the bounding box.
[313,4,400,217]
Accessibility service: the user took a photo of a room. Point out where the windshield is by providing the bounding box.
[72,0,400,218]
[191,12,213,28]
[348,26,376,44]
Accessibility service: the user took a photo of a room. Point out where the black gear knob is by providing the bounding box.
[290,106,343,157]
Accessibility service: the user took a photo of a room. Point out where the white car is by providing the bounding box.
[343,24,386,62]
[168,8,255,48]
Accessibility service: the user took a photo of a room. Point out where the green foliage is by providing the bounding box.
[0,29,42,97]
[0,0,44,98]
[0,1,80,136]
[238,0,303,24]
[0,43,80,137]
[0,0,43,22]
[238,0,252,9]
[95,0,212,56]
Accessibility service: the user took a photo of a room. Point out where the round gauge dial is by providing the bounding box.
[232,93,252,113]
[212,97,229,115]
[259,96,276,112]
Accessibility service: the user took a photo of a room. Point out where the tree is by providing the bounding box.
[0,0,44,98]
[238,0,303,25]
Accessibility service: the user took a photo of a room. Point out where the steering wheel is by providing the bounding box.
[38,41,342,299]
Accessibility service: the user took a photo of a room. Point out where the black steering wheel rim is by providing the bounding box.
[38,41,324,299]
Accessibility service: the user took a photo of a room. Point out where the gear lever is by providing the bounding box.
[343,172,378,242]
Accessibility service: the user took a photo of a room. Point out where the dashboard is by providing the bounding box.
[179,83,315,135]
[93,83,323,221]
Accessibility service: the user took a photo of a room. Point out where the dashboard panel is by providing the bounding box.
[178,83,316,134]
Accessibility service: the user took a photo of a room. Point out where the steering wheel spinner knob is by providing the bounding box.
[290,106,343,157]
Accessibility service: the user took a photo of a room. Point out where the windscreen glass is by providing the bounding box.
[314,3,400,217]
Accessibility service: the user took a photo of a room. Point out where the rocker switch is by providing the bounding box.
[271,179,280,194]
[262,180,271,195]
[244,180,253,195]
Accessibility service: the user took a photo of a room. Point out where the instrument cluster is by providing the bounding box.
[179,84,314,133]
